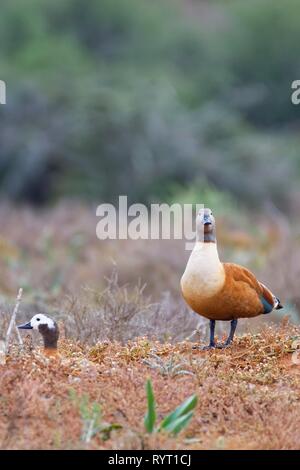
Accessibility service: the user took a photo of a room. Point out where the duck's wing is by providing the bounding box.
[259,281,283,310]
[224,263,281,313]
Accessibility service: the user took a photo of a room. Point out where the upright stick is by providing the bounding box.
[5,288,23,354]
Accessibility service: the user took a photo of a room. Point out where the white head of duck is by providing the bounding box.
[18,314,59,356]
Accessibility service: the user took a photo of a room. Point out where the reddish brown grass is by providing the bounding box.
[1,322,299,450]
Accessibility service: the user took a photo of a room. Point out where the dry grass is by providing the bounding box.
[62,270,202,344]
[0,322,299,450]
[0,202,187,303]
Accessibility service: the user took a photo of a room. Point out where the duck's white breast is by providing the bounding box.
[181,242,225,301]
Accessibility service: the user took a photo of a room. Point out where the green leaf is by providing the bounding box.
[159,394,197,431]
[162,410,194,436]
[144,379,156,433]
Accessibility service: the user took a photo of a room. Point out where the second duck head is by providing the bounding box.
[18,314,59,352]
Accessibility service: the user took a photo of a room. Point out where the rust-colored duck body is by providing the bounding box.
[181,208,283,349]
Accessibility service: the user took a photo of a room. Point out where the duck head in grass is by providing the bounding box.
[18,314,59,356]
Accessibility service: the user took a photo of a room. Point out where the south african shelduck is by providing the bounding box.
[181,208,283,349]
[18,314,59,357]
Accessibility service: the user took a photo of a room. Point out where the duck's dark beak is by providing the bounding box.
[17,322,33,330]
[203,215,212,226]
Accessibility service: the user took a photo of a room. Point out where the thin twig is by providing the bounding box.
[5,288,23,354]
[15,324,23,345]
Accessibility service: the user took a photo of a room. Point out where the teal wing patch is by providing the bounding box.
[261,296,273,314]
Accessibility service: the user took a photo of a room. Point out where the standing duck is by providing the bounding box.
[18,314,59,357]
[181,208,283,349]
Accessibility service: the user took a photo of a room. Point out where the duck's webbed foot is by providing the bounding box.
[215,341,231,349]
[202,342,216,351]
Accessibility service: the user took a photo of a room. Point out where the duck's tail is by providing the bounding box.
[274,296,284,310]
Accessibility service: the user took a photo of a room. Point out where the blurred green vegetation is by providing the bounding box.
[0,0,300,208]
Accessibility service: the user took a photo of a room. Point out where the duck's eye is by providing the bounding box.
[36,318,40,322]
